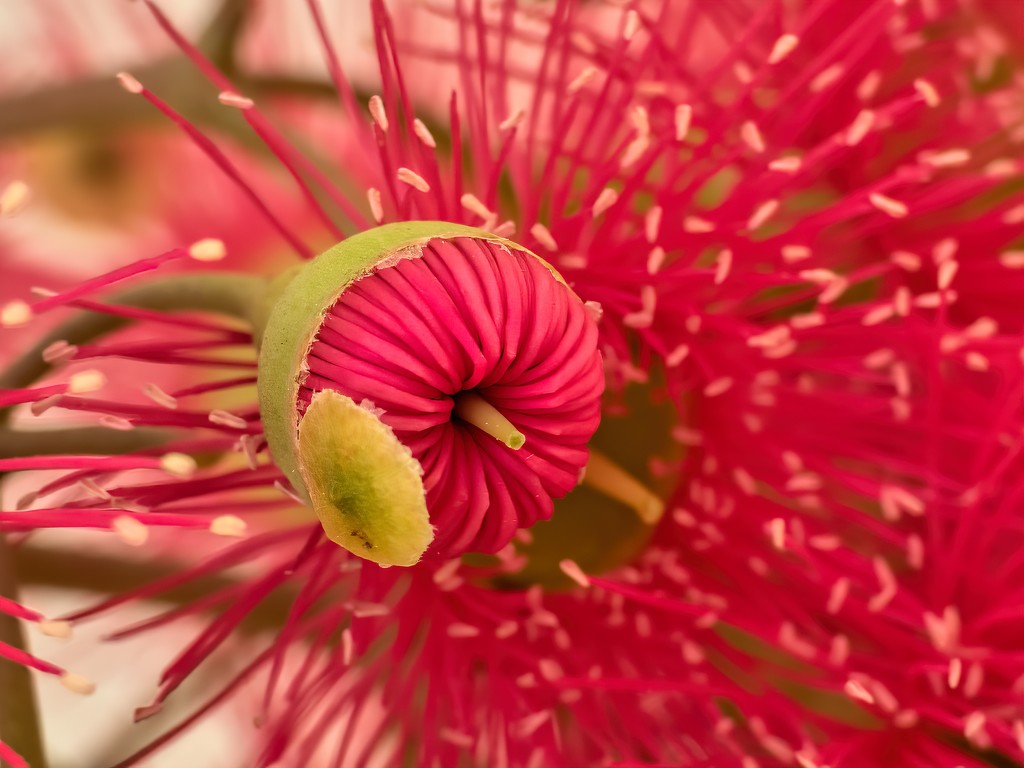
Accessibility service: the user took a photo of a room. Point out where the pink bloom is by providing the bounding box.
[300,236,604,558]
[1,1,1023,767]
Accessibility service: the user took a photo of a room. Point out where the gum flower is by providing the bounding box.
[1,1,1023,767]
[261,222,603,565]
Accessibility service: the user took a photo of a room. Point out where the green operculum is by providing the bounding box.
[297,389,432,567]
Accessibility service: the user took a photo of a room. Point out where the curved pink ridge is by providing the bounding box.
[299,236,604,557]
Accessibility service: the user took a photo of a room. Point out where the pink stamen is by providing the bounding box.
[117,73,313,258]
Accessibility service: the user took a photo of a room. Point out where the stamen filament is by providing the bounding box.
[582,450,665,525]
[454,393,525,450]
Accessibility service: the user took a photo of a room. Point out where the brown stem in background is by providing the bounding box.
[0,534,49,768]
[0,428,170,460]
[13,545,295,634]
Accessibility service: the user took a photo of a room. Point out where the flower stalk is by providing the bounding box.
[0,272,268,394]
[0,535,48,768]
[0,428,169,460]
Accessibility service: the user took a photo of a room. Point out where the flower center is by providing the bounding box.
[295,233,604,560]
[493,378,680,588]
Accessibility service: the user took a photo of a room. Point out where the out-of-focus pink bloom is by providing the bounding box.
[0,130,320,374]
[0,1,1023,767]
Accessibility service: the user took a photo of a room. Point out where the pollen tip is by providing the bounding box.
[568,66,598,94]
[218,90,254,110]
[559,559,591,588]
[116,71,143,94]
[60,672,96,696]
[507,431,526,451]
[396,167,430,193]
[460,193,493,221]
[210,514,247,538]
[412,118,437,148]
[498,109,525,131]
[38,620,72,639]
[68,369,106,394]
[640,496,666,525]
[623,8,641,40]
[99,415,135,431]
[592,187,619,217]
[869,193,908,218]
[1,179,30,215]
[160,452,197,478]
[674,104,693,143]
[43,340,77,364]
[143,383,178,409]
[999,251,1024,269]
[529,222,558,251]
[1,300,33,327]
[367,188,384,223]
[209,409,248,429]
[913,78,940,107]
[740,120,766,153]
[112,515,149,547]
[188,238,227,262]
[769,156,802,173]
[492,220,516,238]
[768,33,799,64]
[368,94,389,132]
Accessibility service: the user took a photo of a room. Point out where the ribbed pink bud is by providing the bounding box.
[298,236,604,557]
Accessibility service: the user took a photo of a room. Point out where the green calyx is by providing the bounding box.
[257,222,539,566]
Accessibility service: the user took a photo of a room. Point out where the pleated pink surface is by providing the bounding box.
[299,237,604,557]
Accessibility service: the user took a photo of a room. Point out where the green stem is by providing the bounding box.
[0,271,268,398]
[0,51,339,143]
[0,0,248,143]
[12,545,295,633]
[0,535,48,768]
[0,428,169,460]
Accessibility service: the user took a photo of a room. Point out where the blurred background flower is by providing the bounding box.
[1,1,1023,767]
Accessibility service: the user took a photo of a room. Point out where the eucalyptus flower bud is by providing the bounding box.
[258,222,603,566]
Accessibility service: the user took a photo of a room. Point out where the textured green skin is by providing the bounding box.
[298,389,434,565]
[257,221,537,500]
